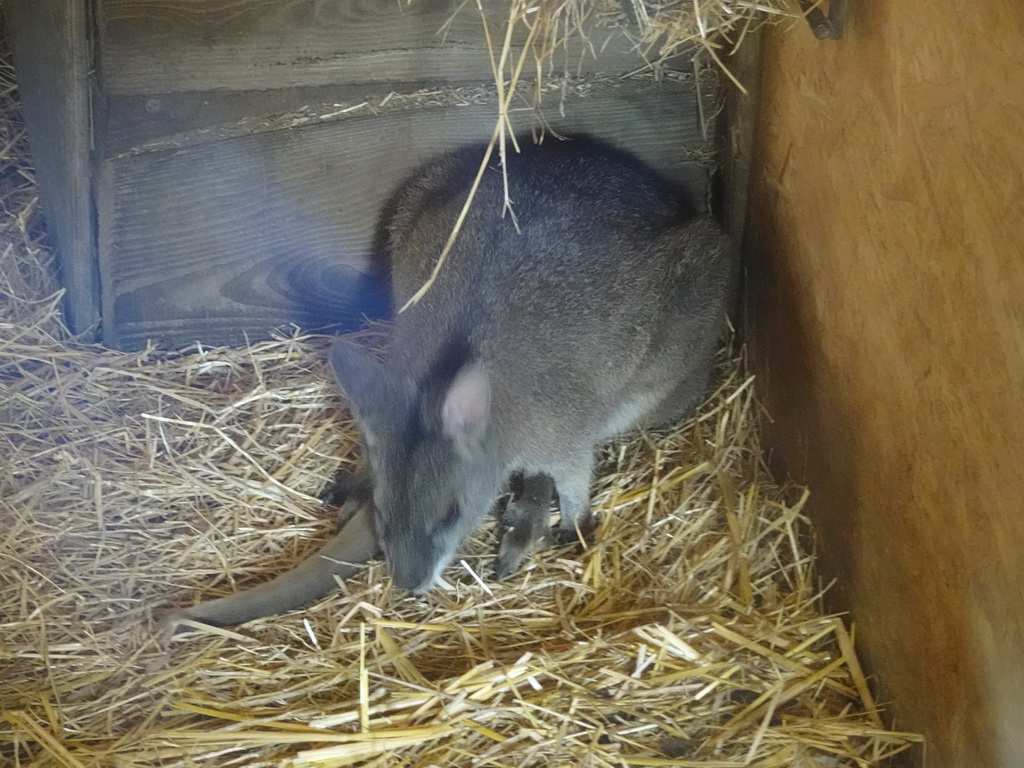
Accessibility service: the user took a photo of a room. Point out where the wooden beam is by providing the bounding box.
[717,27,764,323]
[6,0,99,336]
[97,0,647,96]
[719,27,763,249]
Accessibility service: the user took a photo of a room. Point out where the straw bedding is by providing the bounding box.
[0,11,921,768]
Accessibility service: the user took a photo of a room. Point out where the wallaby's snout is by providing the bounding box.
[381,533,453,594]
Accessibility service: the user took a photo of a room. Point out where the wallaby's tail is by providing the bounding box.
[168,506,378,629]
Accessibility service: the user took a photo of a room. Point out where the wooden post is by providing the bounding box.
[6,0,98,337]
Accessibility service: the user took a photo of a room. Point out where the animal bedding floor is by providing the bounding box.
[0,63,920,768]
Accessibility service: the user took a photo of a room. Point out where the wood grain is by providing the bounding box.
[717,27,763,317]
[105,82,380,157]
[97,0,648,96]
[718,30,761,247]
[5,0,98,336]
[101,83,710,350]
[745,1,1024,765]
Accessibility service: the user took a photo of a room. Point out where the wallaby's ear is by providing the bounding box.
[329,340,414,436]
[328,340,383,410]
[441,363,491,453]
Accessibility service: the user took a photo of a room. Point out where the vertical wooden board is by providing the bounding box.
[5,0,98,335]
[97,0,651,96]
[714,28,763,320]
[103,82,711,350]
[719,29,762,246]
[745,0,1024,765]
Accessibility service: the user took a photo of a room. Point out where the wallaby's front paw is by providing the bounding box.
[494,533,526,580]
[320,472,375,532]
[320,467,373,524]
[494,499,552,580]
[319,471,352,509]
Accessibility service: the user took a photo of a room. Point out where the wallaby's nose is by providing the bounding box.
[386,552,437,595]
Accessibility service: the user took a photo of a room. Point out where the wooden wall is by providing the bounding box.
[744,2,1024,766]
[89,0,714,350]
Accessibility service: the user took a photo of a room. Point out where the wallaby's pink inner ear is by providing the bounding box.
[442,364,491,447]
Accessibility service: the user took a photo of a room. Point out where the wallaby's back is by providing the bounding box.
[385,135,731,448]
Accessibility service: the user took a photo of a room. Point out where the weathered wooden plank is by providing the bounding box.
[6,0,98,336]
[102,83,711,350]
[97,0,655,97]
[717,28,763,320]
[104,82,378,158]
[747,1,1024,764]
[102,74,704,159]
[720,28,763,247]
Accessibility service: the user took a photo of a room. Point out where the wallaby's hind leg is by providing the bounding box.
[495,473,555,579]
[642,367,715,430]
[547,454,598,546]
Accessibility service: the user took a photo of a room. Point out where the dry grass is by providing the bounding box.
[0,9,921,767]
[0,317,923,766]
[608,0,799,86]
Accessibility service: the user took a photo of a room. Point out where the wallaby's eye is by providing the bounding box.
[440,505,459,529]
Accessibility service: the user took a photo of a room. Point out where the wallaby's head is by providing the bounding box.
[328,339,503,593]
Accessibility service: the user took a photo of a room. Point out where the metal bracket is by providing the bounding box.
[800,0,849,40]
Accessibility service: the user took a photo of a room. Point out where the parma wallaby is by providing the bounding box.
[170,134,732,627]
[330,133,733,594]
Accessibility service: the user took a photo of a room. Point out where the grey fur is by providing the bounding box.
[329,134,734,594]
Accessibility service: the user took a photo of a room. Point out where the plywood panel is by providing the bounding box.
[5,0,98,335]
[102,75,709,159]
[103,82,711,350]
[97,0,647,96]
[744,1,1024,766]
[105,82,377,157]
